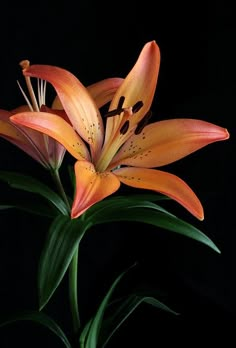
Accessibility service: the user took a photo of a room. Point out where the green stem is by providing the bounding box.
[51,168,71,212]
[50,168,81,335]
[69,247,80,334]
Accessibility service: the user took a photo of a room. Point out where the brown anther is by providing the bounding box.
[117,96,125,109]
[19,60,30,70]
[104,96,126,118]
[135,110,152,135]
[132,101,143,113]
[120,120,130,135]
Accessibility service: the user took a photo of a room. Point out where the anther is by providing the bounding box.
[132,101,143,113]
[135,110,152,135]
[104,96,125,118]
[19,60,30,71]
[120,120,130,135]
[117,96,125,109]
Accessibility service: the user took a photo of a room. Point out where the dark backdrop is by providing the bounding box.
[0,1,234,347]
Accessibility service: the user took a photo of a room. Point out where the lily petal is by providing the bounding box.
[0,110,50,166]
[71,160,120,219]
[87,78,124,108]
[104,41,160,146]
[114,166,204,220]
[22,64,104,160]
[52,77,124,110]
[11,112,90,161]
[0,110,26,141]
[110,119,230,169]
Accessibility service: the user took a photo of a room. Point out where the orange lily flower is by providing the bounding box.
[10,41,229,220]
[0,61,123,170]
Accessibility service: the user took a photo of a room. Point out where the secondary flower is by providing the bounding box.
[10,41,229,220]
[0,65,66,170]
[0,61,123,170]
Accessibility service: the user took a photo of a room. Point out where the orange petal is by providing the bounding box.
[87,78,124,108]
[114,166,204,220]
[22,64,104,160]
[110,119,230,169]
[52,77,124,110]
[71,160,120,219]
[104,41,160,146]
[0,110,26,141]
[0,110,49,166]
[10,112,90,161]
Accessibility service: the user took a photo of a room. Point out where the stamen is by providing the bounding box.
[104,96,126,118]
[120,120,130,135]
[17,80,34,111]
[135,110,152,135]
[132,101,143,113]
[117,96,125,109]
[37,78,47,107]
[104,109,123,118]
[19,60,40,112]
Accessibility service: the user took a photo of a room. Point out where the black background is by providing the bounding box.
[0,1,235,347]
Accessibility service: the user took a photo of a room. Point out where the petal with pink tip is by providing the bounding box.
[0,110,49,166]
[109,119,230,169]
[22,64,104,160]
[104,41,161,146]
[52,77,124,110]
[114,166,204,220]
[10,112,90,161]
[87,78,124,108]
[71,160,120,219]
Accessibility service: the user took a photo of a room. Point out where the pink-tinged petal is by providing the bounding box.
[11,112,90,161]
[22,64,104,160]
[104,41,160,146]
[109,119,230,169]
[87,78,124,108]
[114,166,204,220]
[0,110,22,138]
[0,110,49,166]
[52,78,124,110]
[71,160,120,219]
[11,105,31,113]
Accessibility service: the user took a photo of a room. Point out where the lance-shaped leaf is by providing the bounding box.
[80,264,178,348]
[85,196,220,253]
[38,215,92,310]
[0,310,72,348]
[98,294,179,348]
[0,171,68,215]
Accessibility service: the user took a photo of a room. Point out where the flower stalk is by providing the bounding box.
[50,168,80,335]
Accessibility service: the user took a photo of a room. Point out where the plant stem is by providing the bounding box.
[69,247,81,334]
[51,168,71,212]
[50,168,81,335]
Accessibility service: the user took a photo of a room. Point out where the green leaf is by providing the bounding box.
[38,215,92,310]
[0,205,14,210]
[99,294,178,348]
[86,199,220,253]
[0,171,68,215]
[0,200,59,217]
[0,310,72,348]
[80,264,136,348]
[80,264,178,348]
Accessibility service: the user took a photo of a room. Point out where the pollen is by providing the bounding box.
[19,60,30,70]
